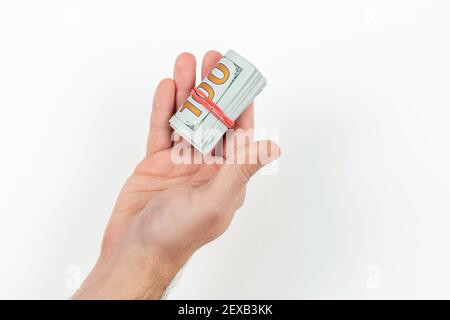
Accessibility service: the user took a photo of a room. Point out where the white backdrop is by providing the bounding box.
[1,0,449,299]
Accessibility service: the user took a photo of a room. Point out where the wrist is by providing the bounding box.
[73,239,187,299]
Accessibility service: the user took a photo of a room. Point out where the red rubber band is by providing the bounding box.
[190,87,235,129]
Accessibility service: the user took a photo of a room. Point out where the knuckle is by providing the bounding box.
[237,166,253,186]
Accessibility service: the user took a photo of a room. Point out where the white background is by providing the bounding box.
[0,0,449,299]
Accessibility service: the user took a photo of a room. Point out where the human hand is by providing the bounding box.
[73,50,280,299]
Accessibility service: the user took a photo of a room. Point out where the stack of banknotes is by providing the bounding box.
[169,50,266,155]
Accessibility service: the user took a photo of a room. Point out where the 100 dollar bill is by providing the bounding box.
[169,50,266,154]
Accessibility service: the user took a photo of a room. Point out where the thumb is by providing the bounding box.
[200,140,281,208]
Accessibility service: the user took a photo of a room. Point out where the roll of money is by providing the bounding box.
[169,50,266,155]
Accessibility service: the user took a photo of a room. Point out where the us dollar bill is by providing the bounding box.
[169,50,266,155]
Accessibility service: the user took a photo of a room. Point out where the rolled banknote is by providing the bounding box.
[169,50,266,155]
